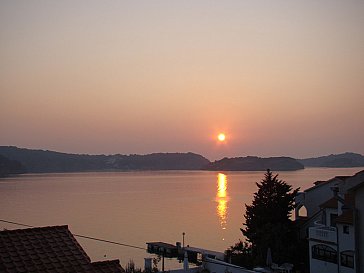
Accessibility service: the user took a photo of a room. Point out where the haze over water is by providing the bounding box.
[1,1,364,160]
[1,2,364,270]
[1,168,362,269]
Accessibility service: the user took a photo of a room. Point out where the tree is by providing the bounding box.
[227,240,254,268]
[241,169,299,265]
[152,256,161,273]
[125,260,141,273]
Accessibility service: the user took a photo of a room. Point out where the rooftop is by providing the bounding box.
[146,242,177,249]
[319,197,338,209]
[336,210,354,225]
[305,177,341,193]
[0,225,124,273]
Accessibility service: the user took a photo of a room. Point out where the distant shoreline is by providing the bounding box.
[1,146,364,175]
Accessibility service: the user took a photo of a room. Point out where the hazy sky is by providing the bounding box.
[1,1,363,160]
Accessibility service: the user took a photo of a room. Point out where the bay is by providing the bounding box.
[0,167,362,269]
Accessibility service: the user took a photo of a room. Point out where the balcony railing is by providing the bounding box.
[309,226,337,244]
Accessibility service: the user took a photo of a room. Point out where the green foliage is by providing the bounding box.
[0,154,25,177]
[125,260,142,273]
[125,259,142,273]
[0,146,210,172]
[227,240,254,268]
[241,170,299,265]
[152,256,161,273]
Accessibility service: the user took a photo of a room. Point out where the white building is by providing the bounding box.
[295,170,364,273]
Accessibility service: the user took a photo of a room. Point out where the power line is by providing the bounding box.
[73,234,146,250]
[0,219,33,228]
[0,219,146,251]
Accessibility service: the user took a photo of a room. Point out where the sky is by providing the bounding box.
[1,1,364,160]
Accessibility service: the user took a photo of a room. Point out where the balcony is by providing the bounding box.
[309,225,337,244]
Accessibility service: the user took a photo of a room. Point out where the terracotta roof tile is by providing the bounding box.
[0,226,123,273]
[344,192,355,207]
[92,260,125,273]
[336,210,354,224]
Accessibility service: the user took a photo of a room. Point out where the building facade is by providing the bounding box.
[295,170,364,273]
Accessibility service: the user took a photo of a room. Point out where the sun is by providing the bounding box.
[217,133,226,142]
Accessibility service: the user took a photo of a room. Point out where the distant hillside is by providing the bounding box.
[0,154,26,177]
[298,152,364,168]
[0,146,210,173]
[107,153,210,170]
[204,156,304,171]
[4,146,361,174]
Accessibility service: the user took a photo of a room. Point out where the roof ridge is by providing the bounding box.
[0,225,119,273]
[0,225,69,233]
[305,177,341,192]
[92,259,121,264]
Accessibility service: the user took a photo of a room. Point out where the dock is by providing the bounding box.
[146,241,225,265]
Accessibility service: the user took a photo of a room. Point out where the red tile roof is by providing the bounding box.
[0,225,124,273]
[92,260,125,273]
[335,210,354,225]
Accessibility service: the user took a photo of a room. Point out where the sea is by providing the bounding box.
[0,167,362,270]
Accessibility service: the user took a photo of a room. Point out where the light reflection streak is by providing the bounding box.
[216,173,229,235]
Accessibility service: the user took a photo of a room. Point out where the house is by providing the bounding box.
[294,170,364,273]
[167,252,256,273]
[146,241,256,273]
[146,242,179,258]
[0,225,124,273]
[146,242,225,265]
[202,257,255,273]
[183,246,225,265]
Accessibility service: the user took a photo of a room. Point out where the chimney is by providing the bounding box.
[331,184,345,215]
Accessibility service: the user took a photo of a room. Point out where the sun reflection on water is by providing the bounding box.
[216,173,229,236]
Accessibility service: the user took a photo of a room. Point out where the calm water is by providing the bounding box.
[0,168,362,269]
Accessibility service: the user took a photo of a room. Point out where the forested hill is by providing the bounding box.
[1,146,362,174]
[203,156,304,171]
[0,146,210,173]
[0,154,26,177]
[298,152,364,168]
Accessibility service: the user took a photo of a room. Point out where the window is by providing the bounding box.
[341,250,354,268]
[312,244,337,263]
[330,214,338,227]
[298,205,307,217]
[343,225,349,234]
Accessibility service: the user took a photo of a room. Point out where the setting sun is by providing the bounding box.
[217,133,226,142]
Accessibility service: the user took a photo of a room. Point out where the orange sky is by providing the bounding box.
[1,1,364,160]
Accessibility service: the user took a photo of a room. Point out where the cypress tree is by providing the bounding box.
[241,169,299,265]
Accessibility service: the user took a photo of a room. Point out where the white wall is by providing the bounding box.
[337,223,355,273]
[340,265,355,273]
[203,258,255,273]
[303,178,340,218]
[337,223,354,252]
[309,259,337,273]
[308,241,338,273]
[355,186,364,272]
